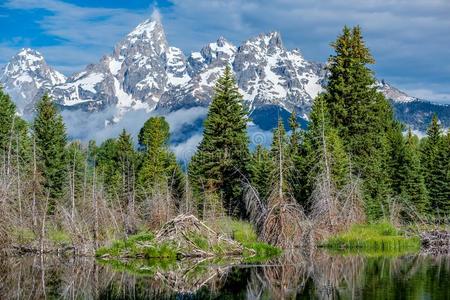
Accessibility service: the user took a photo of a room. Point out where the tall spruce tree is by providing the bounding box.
[288,111,304,203]
[0,87,30,167]
[137,117,184,202]
[421,115,449,215]
[116,130,136,205]
[250,145,272,202]
[270,117,292,196]
[33,94,67,212]
[398,129,429,214]
[189,66,250,217]
[299,95,349,210]
[322,26,396,219]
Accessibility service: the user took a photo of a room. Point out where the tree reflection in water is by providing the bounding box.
[0,252,449,299]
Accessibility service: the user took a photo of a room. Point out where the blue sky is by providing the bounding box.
[1,0,449,103]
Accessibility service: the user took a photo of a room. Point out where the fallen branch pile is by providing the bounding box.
[420,230,450,255]
[155,214,251,257]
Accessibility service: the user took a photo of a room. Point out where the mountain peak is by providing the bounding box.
[15,48,45,63]
[128,18,162,37]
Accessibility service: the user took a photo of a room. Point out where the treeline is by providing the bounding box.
[0,26,449,252]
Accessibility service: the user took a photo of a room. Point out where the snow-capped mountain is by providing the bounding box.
[1,15,448,132]
[41,17,191,119]
[0,48,66,115]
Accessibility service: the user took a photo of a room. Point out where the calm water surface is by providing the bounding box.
[0,251,449,299]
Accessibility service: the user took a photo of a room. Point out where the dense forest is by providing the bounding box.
[0,26,448,253]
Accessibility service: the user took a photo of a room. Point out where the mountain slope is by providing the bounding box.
[0,48,66,115]
[1,16,448,133]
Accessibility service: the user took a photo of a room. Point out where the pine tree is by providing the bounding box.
[270,117,291,196]
[65,142,86,202]
[288,111,304,203]
[250,145,272,202]
[322,26,396,219]
[398,129,429,215]
[421,115,448,215]
[137,117,184,202]
[96,138,121,198]
[299,95,349,210]
[33,94,67,212]
[189,66,250,217]
[0,87,17,154]
[116,130,136,205]
[0,86,30,169]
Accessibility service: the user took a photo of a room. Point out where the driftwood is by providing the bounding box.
[420,231,450,255]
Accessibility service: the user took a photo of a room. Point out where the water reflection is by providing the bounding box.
[0,252,449,299]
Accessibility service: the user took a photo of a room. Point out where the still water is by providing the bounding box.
[0,251,449,299]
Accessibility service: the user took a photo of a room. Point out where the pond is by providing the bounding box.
[0,251,449,299]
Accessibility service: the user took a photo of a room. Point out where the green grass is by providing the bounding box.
[323,222,420,251]
[96,219,281,262]
[208,217,281,260]
[96,232,178,259]
[48,227,71,245]
[11,227,36,244]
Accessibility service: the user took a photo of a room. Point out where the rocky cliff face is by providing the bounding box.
[0,48,66,115]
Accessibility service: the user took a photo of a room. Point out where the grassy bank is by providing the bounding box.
[322,222,420,251]
[96,217,280,262]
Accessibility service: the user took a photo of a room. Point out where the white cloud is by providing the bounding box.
[2,0,152,75]
[404,89,450,104]
[170,133,203,166]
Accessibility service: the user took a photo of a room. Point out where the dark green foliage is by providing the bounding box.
[189,66,250,217]
[420,115,449,215]
[298,95,349,209]
[116,130,136,206]
[65,141,87,201]
[0,87,17,153]
[321,26,398,219]
[396,129,429,215]
[287,111,304,203]
[250,145,272,201]
[269,117,292,196]
[33,94,67,211]
[137,116,184,201]
[0,86,30,168]
[96,138,122,198]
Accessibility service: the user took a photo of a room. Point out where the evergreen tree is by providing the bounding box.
[0,87,17,154]
[33,94,67,212]
[65,141,87,204]
[421,115,448,214]
[116,130,136,206]
[299,95,349,210]
[189,66,250,217]
[96,138,122,198]
[322,26,396,219]
[137,117,184,202]
[288,111,304,203]
[270,117,291,196]
[0,86,30,168]
[398,129,429,215]
[250,145,272,202]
